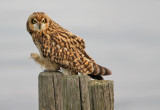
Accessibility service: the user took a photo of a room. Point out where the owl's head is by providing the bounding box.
[27,12,50,32]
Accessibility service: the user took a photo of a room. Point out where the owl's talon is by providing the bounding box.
[31,53,39,59]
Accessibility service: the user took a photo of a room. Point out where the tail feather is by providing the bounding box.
[88,63,111,80]
[93,64,111,76]
[88,74,104,80]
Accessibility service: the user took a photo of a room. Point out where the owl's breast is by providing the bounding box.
[33,40,43,57]
[31,33,43,56]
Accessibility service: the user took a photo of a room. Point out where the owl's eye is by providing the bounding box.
[31,19,37,24]
[42,19,47,23]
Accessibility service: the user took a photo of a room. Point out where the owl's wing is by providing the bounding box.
[41,32,95,74]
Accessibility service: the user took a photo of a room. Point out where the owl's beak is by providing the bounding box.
[39,23,41,30]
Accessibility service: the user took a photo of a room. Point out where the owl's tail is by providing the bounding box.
[88,64,112,80]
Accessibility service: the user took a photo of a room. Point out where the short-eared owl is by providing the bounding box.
[26,12,111,80]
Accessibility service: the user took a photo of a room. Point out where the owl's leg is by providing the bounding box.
[31,53,46,69]
[61,67,71,75]
[31,53,60,72]
[31,53,42,64]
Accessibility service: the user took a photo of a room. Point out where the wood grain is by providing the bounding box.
[39,72,114,110]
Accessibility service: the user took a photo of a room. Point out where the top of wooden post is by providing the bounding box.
[39,72,114,110]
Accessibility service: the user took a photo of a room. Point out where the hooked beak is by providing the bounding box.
[39,23,41,30]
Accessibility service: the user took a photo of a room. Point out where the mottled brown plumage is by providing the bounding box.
[26,12,111,80]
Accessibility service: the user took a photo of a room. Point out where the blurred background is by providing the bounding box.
[0,0,160,110]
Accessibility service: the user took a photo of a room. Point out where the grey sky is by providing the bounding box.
[0,0,160,110]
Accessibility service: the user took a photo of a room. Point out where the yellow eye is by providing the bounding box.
[42,19,47,23]
[31,19,37,24]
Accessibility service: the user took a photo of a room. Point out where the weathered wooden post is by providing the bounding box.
[39,72,114,110]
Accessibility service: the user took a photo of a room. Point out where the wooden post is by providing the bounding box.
[39,72,114,110]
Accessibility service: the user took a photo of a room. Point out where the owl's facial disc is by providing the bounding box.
[32,18,47,31]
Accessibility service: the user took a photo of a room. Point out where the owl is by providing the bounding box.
[26,12,111,80]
